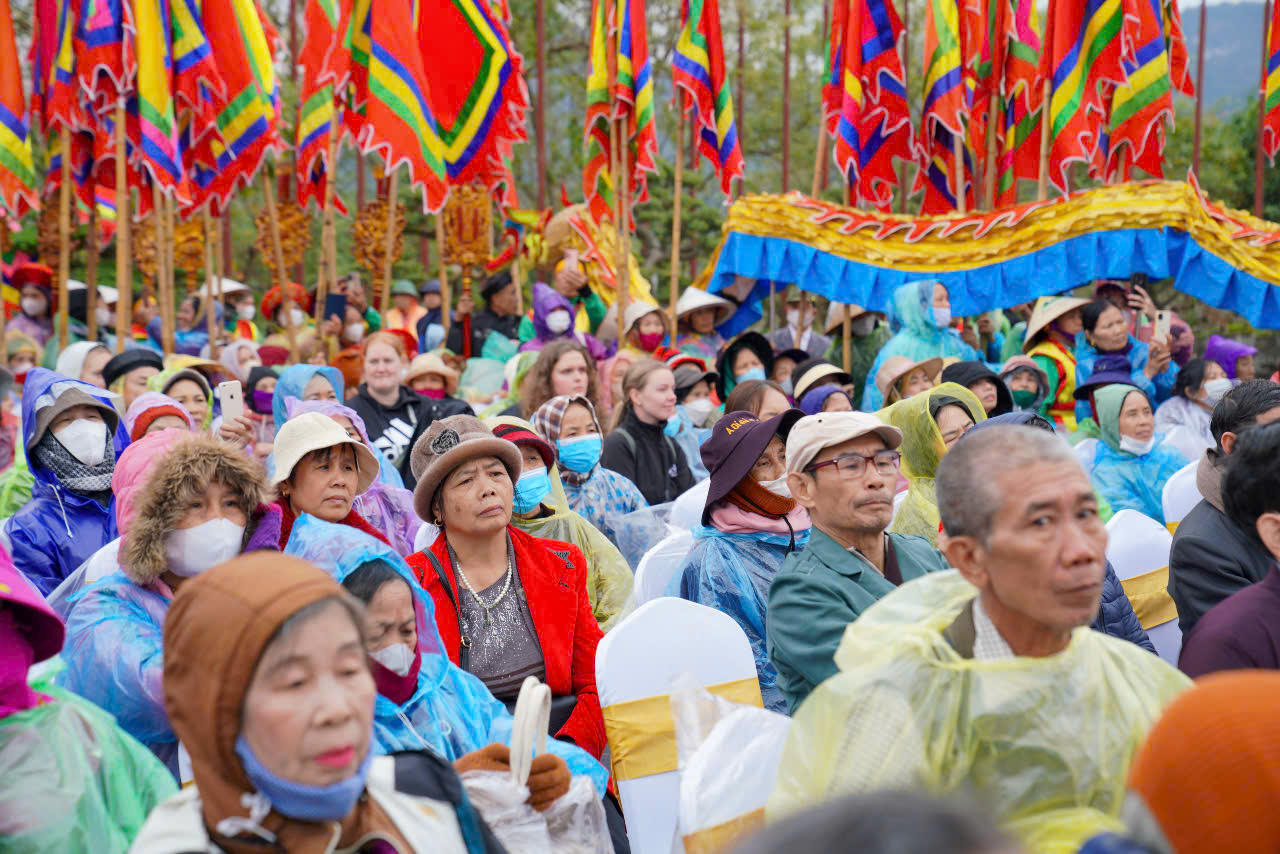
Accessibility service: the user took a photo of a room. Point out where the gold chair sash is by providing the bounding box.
[682,808,766,854]
[1121,566,1178,630]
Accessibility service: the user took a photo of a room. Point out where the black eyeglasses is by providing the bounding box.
[805,449,901,478]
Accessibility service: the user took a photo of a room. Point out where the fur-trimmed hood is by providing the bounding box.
[122,435,268,584]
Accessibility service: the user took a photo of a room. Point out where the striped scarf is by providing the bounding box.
[529,394,600,486]
[32,429,114,499]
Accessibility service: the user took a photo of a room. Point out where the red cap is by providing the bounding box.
[491,422,555,471]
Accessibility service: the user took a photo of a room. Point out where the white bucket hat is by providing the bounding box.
[270,411,380,494]
[675,287,735,325]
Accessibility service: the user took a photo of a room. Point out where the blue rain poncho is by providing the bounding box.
[1073,335,1178,425]
[0,682,177,852]
[861,280,982,410]
[59,573,176,774]
[664,525,809,714]
[283,515,610,796]
[1089,384,1188,524]
[667,404,711,482]
[562,466,649,545]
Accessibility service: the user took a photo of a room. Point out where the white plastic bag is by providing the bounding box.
[671,674,792,853]
[462,677,614,854]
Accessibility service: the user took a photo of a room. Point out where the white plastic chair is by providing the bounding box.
[669,479,711,533]
[1161,426,1211,467]
[631,529,696,606]
[1161,460,1201,533]
[597,598,760,854]
[1105,509,1182,664]
[1073,438,1100,473]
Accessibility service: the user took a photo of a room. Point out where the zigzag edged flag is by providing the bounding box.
[132,0,189,199]
[346,0,449,213]
[613,0,659,208]
[1263,0,1280,161]
[918,0,974,212]
[417,0,530,207]
[582,0,615,222]
[673,0,744,195]
[0,0,38,217]
[31,0,82,134]
[823,0,916,210]
[992,0,1042,206]
[296,0,347,213]
[1035,0,1132,193]
[1163,0,1193,98]
[1105,0,1182,180]
[74,0,133,112]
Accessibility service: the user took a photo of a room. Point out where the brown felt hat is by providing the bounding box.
[410,414,523,522]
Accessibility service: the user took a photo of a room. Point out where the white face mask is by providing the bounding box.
[94,305,114,327]
[683,397,716,427]
[21,296,46,317]
[1202,377,1232,404]
[53,419,108,466]
[546,311,572,334]
[237,304,257,322]
[288,307,307,328]
[1119,434,1156,456]
[759,473,791,498]
[932,306,952,329]
[786,308,815,329]
[165,517,246,577]
[345,323,365,343]
[370,642,415,676]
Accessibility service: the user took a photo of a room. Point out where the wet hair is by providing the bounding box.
[1210,379,1280,452]
[1080,298,1119,334]
[1224,422,1280,541]
[937,424,1077,544]
[730,791,1013,854]
[521,338,602,419]
[341,559,405,605]
[1174,358,1214,400]
[723,379,788,416]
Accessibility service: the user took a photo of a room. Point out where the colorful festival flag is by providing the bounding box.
[0,0,39,216]
[296,0,347,212]
[132,0,187,197]
[1104,0,1181,180]
[1262,0,1280,161]
[673,0,744,194]
[822,0,916,209]
[31,0,82,134]
[919,0,974,212]
[1035,0,1132,193]
[74,0,133,111]
[582,0,615,222]
[613,0,659,207]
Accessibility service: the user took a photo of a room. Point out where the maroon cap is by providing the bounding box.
[491,422,555,471]
[701,409,803,525]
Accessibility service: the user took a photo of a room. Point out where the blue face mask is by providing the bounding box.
[512,467,553,514]
[736,366,767,384]
[556,434,602,474]
[664,412,682,437]
[234,735,372,823]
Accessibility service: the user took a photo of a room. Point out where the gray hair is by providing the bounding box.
[937,425,1080,543]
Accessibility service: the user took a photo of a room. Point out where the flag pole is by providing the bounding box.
[114,101,132,354]
[617,119,632,344]
[86,197,100,341]
[436,214,450,336]
[261,172,298,361]
[898,0,910,213]
[1037,79,1051,201]
[841,183,851,372]
[203,208,219,359]
[536,0,548,210]
[57,127,71,351]
[668,104,684,344]
[153,183,172,356]
[379,169,400,327]
[313,122,339,328]
[984,97,999,209]
[812,0,829,199]
[954,133,967,214]
[782,0,791,191]
[1192,0,1208,176]
[164,194,177,355]
[1255,0,1271,217]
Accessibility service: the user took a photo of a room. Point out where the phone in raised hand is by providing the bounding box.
[218,380,244,422]
[1154,309,1171,343]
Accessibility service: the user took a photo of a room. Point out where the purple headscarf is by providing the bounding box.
[1202,335,1258,380]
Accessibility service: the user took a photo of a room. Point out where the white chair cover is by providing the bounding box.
[631,530,696,608]
[596,598,760,854]
[669,480,711,532]
[1161,426,1211,466]
[1105,509,1182,664]
[1073,437,1100,473]
[1161,459,1202,531]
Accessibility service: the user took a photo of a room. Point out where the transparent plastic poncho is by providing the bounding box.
[283,514,609,796]
[768,571,1191,854]
[1089,384,1189,524]
[878,382,986,547]
[664,526,809,713]
[0,684,177,852]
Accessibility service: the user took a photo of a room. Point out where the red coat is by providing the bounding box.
[406,525,607,759]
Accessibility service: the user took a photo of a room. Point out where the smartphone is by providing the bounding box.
[324,292,348,324]
[218,380,244,422]
[1154,309,1171,342]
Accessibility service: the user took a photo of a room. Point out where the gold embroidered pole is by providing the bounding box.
[203,208,219,360]
[380,169,400,327]
[57,126,72,351]
[261,172,298,361]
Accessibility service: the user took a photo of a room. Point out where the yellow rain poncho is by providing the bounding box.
[487,416,634,631]
[879,382,985,546]
[768,571,1191,854]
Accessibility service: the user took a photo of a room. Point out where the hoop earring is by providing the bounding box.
[433,514,443,528]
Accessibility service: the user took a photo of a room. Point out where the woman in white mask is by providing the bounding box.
[1154,358,1230,460]
[1092,383,1189,524]
[59,432,281,776]
[664,409,811,713]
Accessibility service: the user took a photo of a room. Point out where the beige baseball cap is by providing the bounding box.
[785,411,903,474]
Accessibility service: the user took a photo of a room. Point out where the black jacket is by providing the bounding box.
[348,384,431,489]
[1092,561,1155,652]
[1169,498,1274,634]
[444,308,522,357]
[601,409,694,505]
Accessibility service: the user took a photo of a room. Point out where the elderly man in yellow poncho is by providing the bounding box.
[768,424,1190,854]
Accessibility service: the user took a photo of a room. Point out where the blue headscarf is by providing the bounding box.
[272,365,344,427]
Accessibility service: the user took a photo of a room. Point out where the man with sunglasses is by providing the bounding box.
[767,411,949,713]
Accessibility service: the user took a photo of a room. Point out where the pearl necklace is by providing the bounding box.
[456,554,514,627]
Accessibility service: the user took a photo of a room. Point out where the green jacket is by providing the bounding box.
[766,527,950,714]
